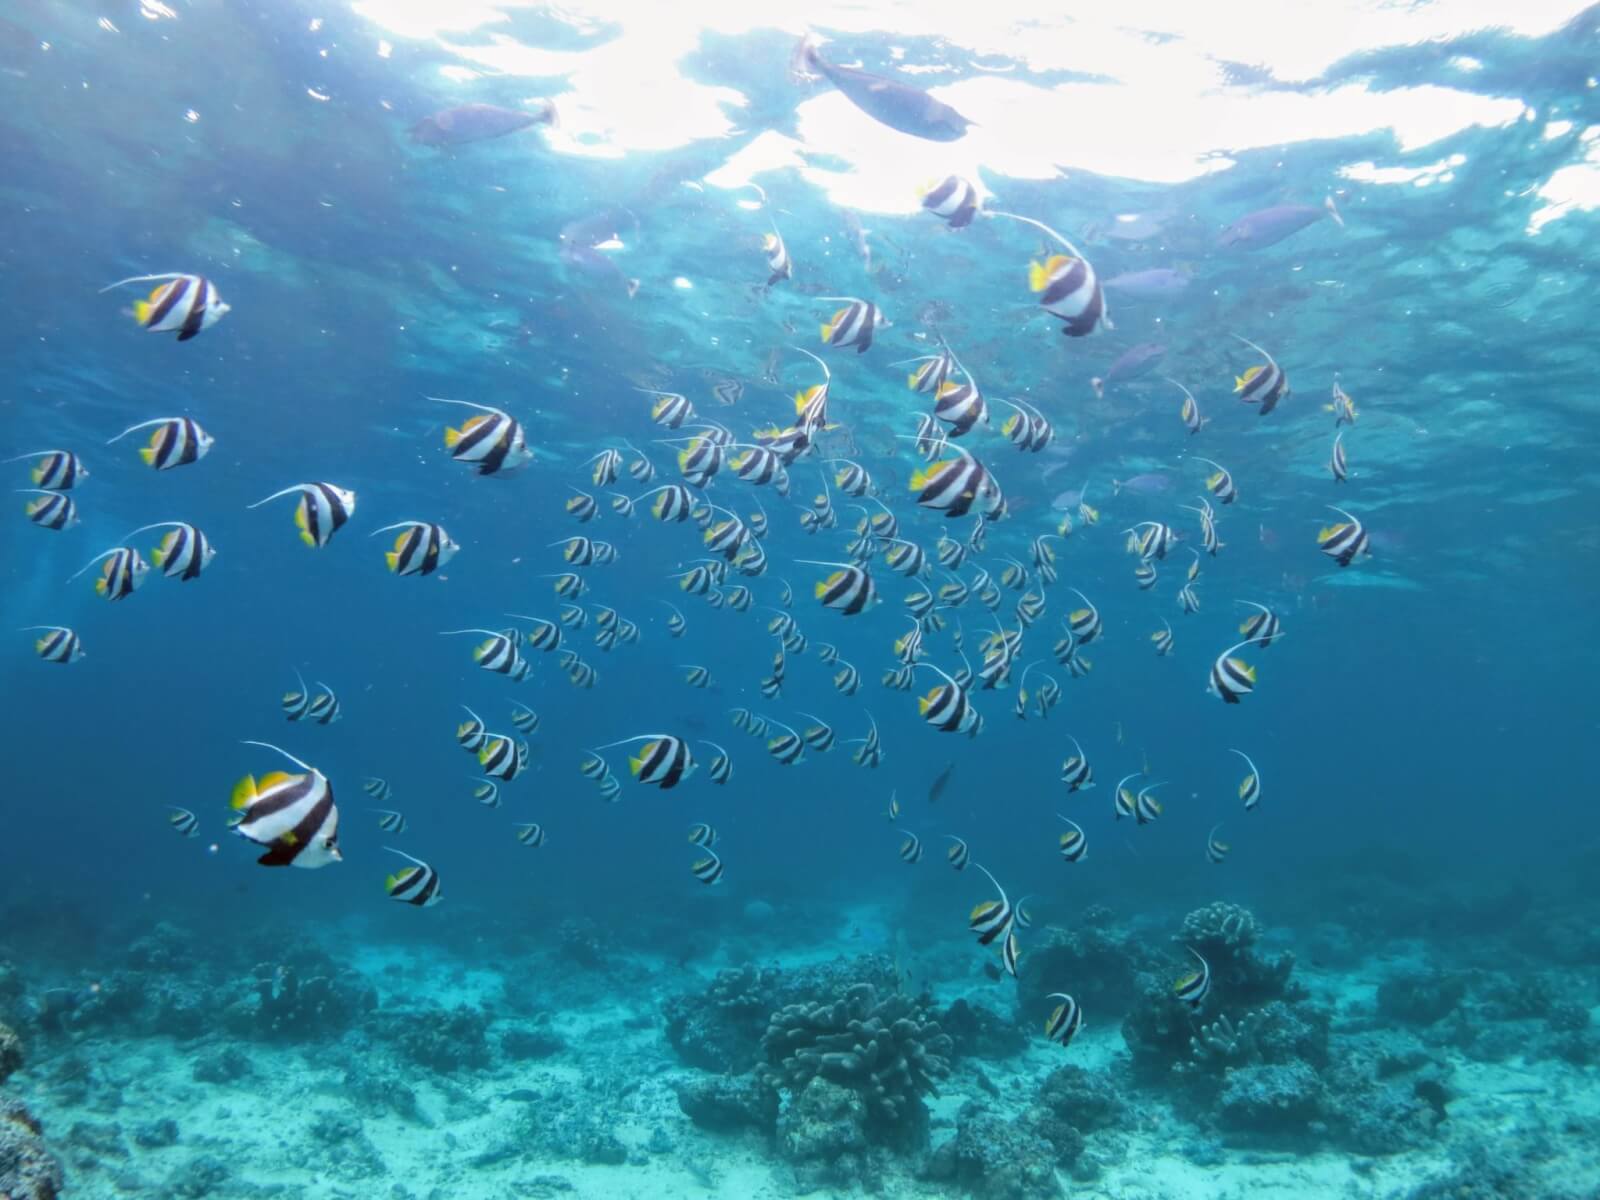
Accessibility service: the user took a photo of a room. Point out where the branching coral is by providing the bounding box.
[761,982,951,1138]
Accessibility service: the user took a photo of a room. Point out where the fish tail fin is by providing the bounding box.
[385,550,400,572]
[1324,195,1344,228]
[444,426,462,448]
[1027,260,1051,291]
[138,446,156,465]
[132,299,152,324]
[819,322,833,342]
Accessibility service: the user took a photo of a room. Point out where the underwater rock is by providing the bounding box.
[0,1091,65,1200]
[124,922,189,971]
[1027,1062,1126,1155]
[939,998,1027,1060]
[675,1074,778,1134]
[191,1046,252,1085]
[1321,1030,1452,1155]
[775,1078,875,1189]
[557,918,606,969]
[1216,1062,1325,1133]
[132,1118,179,1149]
[343,1064,425,1124]
[0,962,23,1019]
[66,1119,128,1163]
[924,1101,1062,1200]
[760,981,951,1150]
[501,1025,567,1061]
[1376,969,1468,1026]
[165,1152,229,1198]
[1014,906,1149,1018]
[0,1022,20,1084]
[371,1004,492,1073]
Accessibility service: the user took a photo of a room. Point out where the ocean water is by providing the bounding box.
[2,2,1599,1197]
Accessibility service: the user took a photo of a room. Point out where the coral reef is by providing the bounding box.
[1376,969,1468,1026]
[1014,904,1151,1018]
[0,1092,64,1200]
[939,997,1027,1059]
[0,1022,20,1085]
[775,1078,885,1192]
[760,982,951,1148]
[923,1100,1062,1200]
[370,1004,492,1073]
[675,1075,778,1134]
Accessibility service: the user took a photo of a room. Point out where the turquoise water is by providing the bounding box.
[2,3,1598,1198]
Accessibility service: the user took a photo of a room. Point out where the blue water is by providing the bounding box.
[2,3,1598,1197]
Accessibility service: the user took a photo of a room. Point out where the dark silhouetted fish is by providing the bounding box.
[410,101,556,147]
[1104,268,1192,299]
[791,37,971,142]
[1092,343,1165,398]
[1219,197,1342,250]
[928,761,955,804]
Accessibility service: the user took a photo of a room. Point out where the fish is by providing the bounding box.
[371,521,456,577]
[434,398,532,476]
[1103,267,1191,298]
[1175,947,1212,1008]
[510,705,540,735]
[1165,377,1205,435]
[599,734,695,789]
[1030,254,1108,337]
[920,175,980,227]
[1126,520,1176,562]
[363,777,393,804]
[1329,432,1349,483]
[1238,601,1284,647]
[885,791,900,821]
[472,780,502,808]
[968,863,1015,947]
[1219,196,1342,250]
[1231,335,1290,416]
[1327,376,1359,427]
[637,483,695,523]
[70,546,148,600]
[915,662,978,735]
[1230,749,1262,811]
[100,273,230,340]
[1193,457,1237,505]
[515,823,547,848]
[661,602,687,638]
[1182,499,1223,557]
[19,490,78,530]
[762,718,806,765]
[1044,993,1082,1046]
[479,735,529,781]
[797,712,835,752]
[305,682,341,725]
[567,490,599,522]
[800,559,877,615]
[999,397,1052,452]
[1113,773,1140,821]
[1151,619,1175,656]
[1177,583,1200,615]
[818,296,887,353]
[457,708,490,752]
[1206,824,1230,864]
[908,444,997,519]
[384,848,442,907]
[247,482,357,548]
[1065,589,1102,644]
[409,101,555,146]
[1134,782,1164,824]
[1001,931,1020,978]
[23,625,84,664]
[1318,505,1371,567]
[168,807,199,839]
[944,835,970,870]
[928,761,956,804]
[558,207,641,299]
[231,741,342,869]
[1135,562,1158,591]
[1091,343,1165,398]
[1208,637,1270,704]
[681,664,711,689]
[1056,815,1087,863]
[370,808,407,834]
[108,416,213,470]
[702,741,733,785]
[833,660,862,696]
[440,629,526,678]
[692,850,725,885]
[4,449,88,490]
[688,822,718,848]
[762,229,792,288]
[1060,737,1094,791]
[899,833,923,863]
[791,36,972,142]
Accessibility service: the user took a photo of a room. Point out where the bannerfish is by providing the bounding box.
[1219,197,1343,250]
[791,36,972,142]
[409,101,556,147]
[1092,343,1165,398]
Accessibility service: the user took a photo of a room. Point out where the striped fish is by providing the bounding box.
[1230,749,1262,811]
[1030,253,1107,337]
[478,735,529,781]
[691,850,725,885]
[384,848,442,907]
[1206,824,1230,864]
[102,272,230,340]
[4,449,87,490]
[434,397,531,475]
[371,808,407,834]
[24,625,83,664]
[1238,601,1284,647]
[1318,505,1370,567]
[1057,815,1087,863]
[1044,993,1082,1046]
[108,417,212,471]
[372,521,456,577]
[248,482,357,548]
[19,489,78,530]
[1194,457,1237,505]
[515,823,547,848]
[899,833,923,864]
[127,522,216,581]
[1329,431,1349,483]
[802,559,877,615]
[363,777,393,804]
[168,807,199,839]
[1175,948,1212,1008]
[920,175,979,228]
[1208,638,1267,704]
[818,296,885,353]
[231,742,342,868]
[1060,736,1094,791]
[1151,619,1175,656]
[968,863,1015,946]
[603,734,694,789]
[1231,335,1289,415]
[71,546,148,600]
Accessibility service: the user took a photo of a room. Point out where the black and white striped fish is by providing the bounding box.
[169,807,200,838]
[763,718,806,765]
[231,742,342,868]
[363,777,393,804]
[306,681,342,724]
[385,848,442,907]
[128,522,216,581]
[108,416,213,471]
[248,482,357,548]
[1151,619,1175,656]
[847,714,882,767]
[1231,335,1289,415]
[802,559,877,615]
[567,490,598,522]
[1329,432,1349,483]
[1238,601,1283,647]
[1177,583,1200,615]
[1182,499,1222,556]
[510,704,540,734]
[1194,457,1237,504]
[472,779,502,808]
[915,662,978,735]
[762,230,792,287]
[372,521,457,577]
[601,734,694,788]
[1044,993,1082,1046]
[920,175,980,227]
[1208,637,1267,704]
[1030,253,1108,337]
[702,741,733,785]
[102,272,230,340]
[434,397,531,475]
[457,707,490,752]
[908,444,995,519]
[944,835,970,871]
[371,808,407,834]
[968,863,1015,947]
[20,489,78,530]
[585,447,622,487]
[515,823,547,848]
[1175,947,1212,1008]
[899,833,923,864]
[1170,377,1205,435]
[479,735,529,780]
[1057,815,1087,863]
[1206,824,1230,864]
[818,296,886,353]
[24,625,83,664]
[5,449,87,490]
[1060,736,1094,791]
[1065,589,1102,644]
[1230,749,1262,811]
[71,546,148,600]
[691,850,725,885]
[688,822,718,848]
[1317,505,1370,567]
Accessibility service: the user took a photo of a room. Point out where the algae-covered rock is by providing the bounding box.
[674,1074,778,1134]
[924,1101,1061,1200]
[0,1092,65,1200]
[1217,1062,1324,1133]
[776,1077,872,1188]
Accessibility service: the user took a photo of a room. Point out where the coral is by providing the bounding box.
[775,1078,876,1190]
[923,1101,1062,1200]
[761,982,951,1147]
[501,1025,566,1061]
[1216,1062,1324,1133]
[1031,1063,1126,1136]
[0,1023,20,1085]
[1180,901,1259,950]
[0,962,22,1020]
[0,1092,64,1200]
[165,1152,229,1198]
[939,998,1027,1059]
[1320,1031,1452,1155]
[225,957,377,1040]
[132,1118,179,1149]
[1376,969,1468,1026]
[371,1005,491,1073]
[1014,905,1149,1018]
[1177,902,1299,1008]
[674,1075,778,1135]
[1180,1001,1329,1073]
